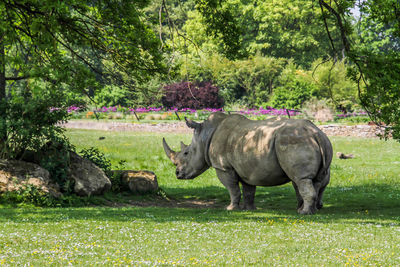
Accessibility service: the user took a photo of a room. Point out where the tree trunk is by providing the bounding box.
[0,39,5,100]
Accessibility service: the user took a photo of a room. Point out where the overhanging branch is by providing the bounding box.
[5,76,29,81]
[318,0,351,53]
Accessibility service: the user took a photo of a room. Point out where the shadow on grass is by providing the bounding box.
[0,184,399,224]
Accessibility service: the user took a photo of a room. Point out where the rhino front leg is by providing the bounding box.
[241,181,256,210]
[216,169,241,210]
[295,178,317,215]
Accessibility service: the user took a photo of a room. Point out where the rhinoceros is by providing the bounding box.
[163,112,333,214]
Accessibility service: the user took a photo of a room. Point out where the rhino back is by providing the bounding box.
[209,115,331,186]
[209,115,290,186]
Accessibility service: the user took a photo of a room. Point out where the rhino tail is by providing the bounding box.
[315,131,333,180]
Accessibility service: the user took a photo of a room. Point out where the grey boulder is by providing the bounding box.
[69,152,111,196]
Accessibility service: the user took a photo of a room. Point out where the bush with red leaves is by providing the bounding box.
[161,81,224,109]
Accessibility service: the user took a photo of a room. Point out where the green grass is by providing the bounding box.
[0,129,399,266]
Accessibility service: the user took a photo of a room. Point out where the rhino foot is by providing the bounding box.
[243,204,256,210]
[297,206,317,215]
[226,204,241,211]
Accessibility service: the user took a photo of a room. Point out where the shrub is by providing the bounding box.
[161,81,224,109]
[268,62,317,109]
[94,85,133,108]
[80,147,112,176]
[0,184,55,207]
[0,88,70,160]
[180,53,286,107]
[310,59,359,112]
[268,79,316,110]
[39,139,75,194]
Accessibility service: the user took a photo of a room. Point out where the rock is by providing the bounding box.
[0,159,62,198]
[336,152,355,159]
[69,152,111,196]
[118,170,158,194]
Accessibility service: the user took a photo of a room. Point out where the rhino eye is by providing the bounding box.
[184,151,188,155]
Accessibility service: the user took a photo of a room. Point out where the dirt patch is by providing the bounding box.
[103,197,221,209]
[62,120,386,138]
[62,120,192,134]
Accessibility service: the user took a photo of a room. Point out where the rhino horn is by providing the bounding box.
[180,141,188,151]
[162,138,176,162]
[185,117,201,130]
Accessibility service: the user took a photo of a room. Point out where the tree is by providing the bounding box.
[191,0,400,140]
[318,0,400,140]
[248,0,343,67]
[0,1,167,158]
[311,59,359,112]
[0,0,166,98]
[189,0,342,66]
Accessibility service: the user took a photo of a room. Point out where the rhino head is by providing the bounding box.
[163,118,210,179]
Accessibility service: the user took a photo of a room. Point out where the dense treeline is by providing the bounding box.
[1,0,395,112]
[1,0,400,161]
[90,0,369,112]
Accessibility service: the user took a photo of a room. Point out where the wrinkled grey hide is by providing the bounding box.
[163,112,333,214]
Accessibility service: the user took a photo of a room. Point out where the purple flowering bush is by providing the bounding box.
[161,81,224,110]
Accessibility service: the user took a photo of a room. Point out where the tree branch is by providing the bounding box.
[318,0,351,52]
[5,76,29,81]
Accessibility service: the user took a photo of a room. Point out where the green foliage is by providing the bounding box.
[319,0,400,140]
[269,83,313,110]
[180,53,287,107]
[133,76,165,107]
[268,63,316,109]
[248,0,342,67]
[349,2,400,139]
[352,52,400,139]
[229,55,286,107]
[93,85,133,108]
[0,184,55,207]
[311,59,359,112]
[110,160,127,193]
[0,0,168,150]
[195,0,243,59]
[80,147,112,176]
[355,14,400,54]
[0,87,70,159]
[39,139,75,194]
[180,0,340,67]
[1,0,166,93]
[0,0,169,171]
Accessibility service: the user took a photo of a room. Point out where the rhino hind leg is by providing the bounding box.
[314,169,330,210]
[292,182,304,210]
[295,179,318,215]
[241,181,256,210]
[216,169,241,210]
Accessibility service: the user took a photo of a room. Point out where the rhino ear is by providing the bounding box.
[185,117,201,130]
[162,138,176,163]
[180,141,188,151]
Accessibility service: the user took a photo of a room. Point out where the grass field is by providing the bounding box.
[0,129,399,266]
